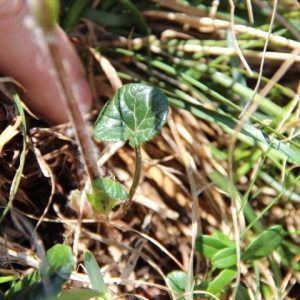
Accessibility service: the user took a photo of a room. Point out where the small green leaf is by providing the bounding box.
[5,245,73,300]
[207,268,237,295]
[41,244,74,297]
[84,250,107,293]
[195,235,229,259]
[193,282,209,297]
[5,271,41,299]
[93,178,129,201]
[235,285,251,300]
[211,247,237,269]
[166,271,186,299]
[261,280,275,299]
[86,190,116,215]
[43,244,74,278]
[94,83,169,146]
[86,178,129,214]
[0,275,18,284]
[208,170,231,194]
[242,225,285,263]
[213,230,235,247]
[50,289,102,300]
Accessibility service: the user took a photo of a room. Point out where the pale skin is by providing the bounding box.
[0,0,92,124]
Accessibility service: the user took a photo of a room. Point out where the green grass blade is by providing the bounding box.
[0,83,27,224]
[118,0,149,35]
[168,98,300,165]
[48,289,102,300]
[62,0,94,32]
[83,250,108,294]
[83,8,135,27]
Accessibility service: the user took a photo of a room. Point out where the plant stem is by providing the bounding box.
[47,41,101,183]
[110,146,142,220]
[129,146,142,201]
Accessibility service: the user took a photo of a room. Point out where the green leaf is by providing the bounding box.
[43,244,74,278]
[235,285,251,300]
[242,225,285,262]
[207,268,237,295]
[83,8,135,27]
[93,178,129,201]
[261,280,275,299]
[114,48,300,165]
[213,230,236,247]
[40,244,74,297]
[0,275,18,284]
[0,83,27,224]
[48,289,102,300]
[94,83,169,146]
[6,245,73,300]
[211,247,237,269]
[193,282,209,298]
[86,178,129,214]
[86,189,117,215]
[195,235,229,259]
[62,0,94,33]
[118,0,149,35]
[208,170,232,194]
[84,250,113,300]
[5,271,41,299]
[166,271,186,300]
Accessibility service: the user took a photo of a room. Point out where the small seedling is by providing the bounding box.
[5,244,74,299]
[90,83,169,214]
[166,225,285,299]
[28,1,169,216]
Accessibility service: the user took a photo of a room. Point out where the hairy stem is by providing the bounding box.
[129,146,142,201]
[110,146,142,220]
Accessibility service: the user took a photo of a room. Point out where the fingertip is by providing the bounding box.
[0,0,23,18]
[74,75,92,116]
[0,2,92,124]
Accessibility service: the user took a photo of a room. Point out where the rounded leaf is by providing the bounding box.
[166,271,186,294]
[44,244,74,277]
[93,178,129,201]
[86,178,129,214]
[94,83,169,146]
